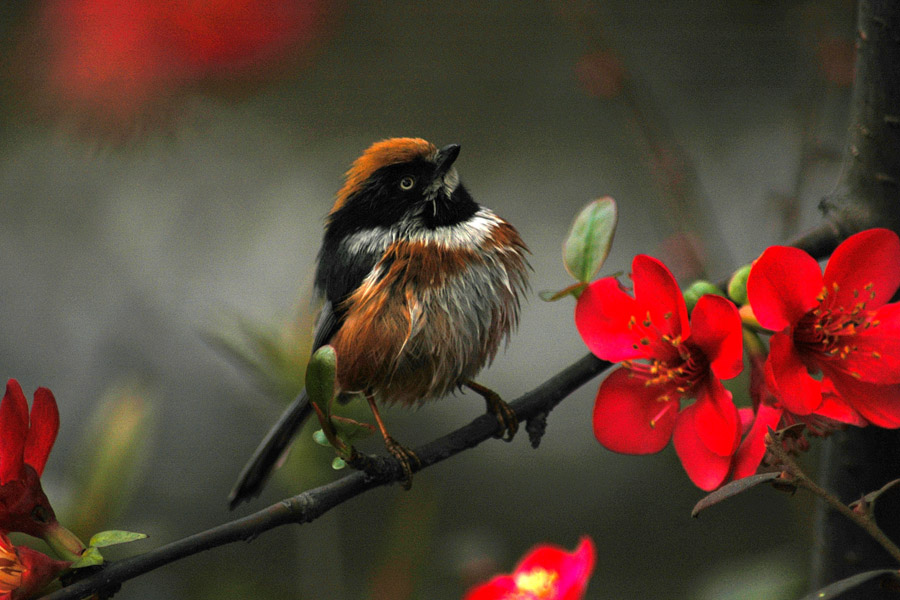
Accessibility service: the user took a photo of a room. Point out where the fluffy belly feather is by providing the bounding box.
[330,224,528,405]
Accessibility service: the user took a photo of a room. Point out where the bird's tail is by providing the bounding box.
[228,389,313,509]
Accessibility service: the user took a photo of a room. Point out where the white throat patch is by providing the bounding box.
[340,207,501,256]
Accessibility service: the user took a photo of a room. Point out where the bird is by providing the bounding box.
[229,138,529,508]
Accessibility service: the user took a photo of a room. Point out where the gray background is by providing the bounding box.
[0,1,854,598]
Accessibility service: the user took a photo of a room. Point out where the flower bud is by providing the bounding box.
[727,264,752,305]
[682,280,724,313]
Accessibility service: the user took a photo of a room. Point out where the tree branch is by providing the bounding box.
[44,353,610,600]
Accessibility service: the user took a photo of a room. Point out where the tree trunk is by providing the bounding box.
[813,1,900,597]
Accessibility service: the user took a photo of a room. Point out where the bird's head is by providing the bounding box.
[327,138,478,234]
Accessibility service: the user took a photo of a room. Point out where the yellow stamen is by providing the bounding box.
[515,568,558,598]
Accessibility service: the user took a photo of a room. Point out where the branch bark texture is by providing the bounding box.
[821,0,900,235]
[44,354,610,600]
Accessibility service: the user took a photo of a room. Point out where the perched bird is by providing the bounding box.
[229,138,529,508]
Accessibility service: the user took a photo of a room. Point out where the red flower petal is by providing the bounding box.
[738,407,755,435]
[691,378,741,457]
[816,391,868,427]
[672,402,733,490]
[823,229,900,312]
[767,332,823,414]
[747,246,822,331]
[464,538,596,600]
[592,368,678,454]
[0,381,29,485]
[6,540,70,600]
[631,255,690,342]
[575,278,647,362]
[835,303,900,384]
[516,537,596,600]
[688,295,743,380]
[731,403,783,480]
[24,388,59,477]
[824,369,900,428]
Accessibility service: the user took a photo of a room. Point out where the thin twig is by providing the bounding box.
[43,353,611,600]
[766,430,900,566]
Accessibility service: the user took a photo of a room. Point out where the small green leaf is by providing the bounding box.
[312,429,330,446]
[331,457,347,470]
[563,197,618,283]
[89,530,148,548]
[70,547,104,569]
[306,345,337,413]
[728,264,752,305]
[538,282,588,302]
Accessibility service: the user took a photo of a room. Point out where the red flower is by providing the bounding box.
[747,229,900,427]
[0,380,59,538]
[464,537,595,600]
[576,255,744,490]
[730,351,866,481]
[0,532,70,600]
[0,381,84,560]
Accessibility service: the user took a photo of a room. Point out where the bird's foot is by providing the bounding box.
[383,436,420,490]
[467,381,518,442]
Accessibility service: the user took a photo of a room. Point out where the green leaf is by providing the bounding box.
[203,308,314,401]
[538,282,588,302]
[306,345,337,414]
[331,457,347,470]
[70,546,104,569]
[88,530,148,548]
[691,472,783,517]
[797,569,900,600]
[312,429,330,446]
[563,197,618,283]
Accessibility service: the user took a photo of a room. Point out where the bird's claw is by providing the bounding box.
[484,390,518,442]
[384,436,420,490]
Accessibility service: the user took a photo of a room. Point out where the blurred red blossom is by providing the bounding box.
[18,0,334,136]
[0,380,83,560]
[576,255,744,490]
[747,228,900,428]
[574,50,624,99]
[657,231,706,283]
[816,37,856,88]
[464,537,595,600]
[0,532,70,600]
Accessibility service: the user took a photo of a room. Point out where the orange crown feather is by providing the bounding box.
[331,138,437,214]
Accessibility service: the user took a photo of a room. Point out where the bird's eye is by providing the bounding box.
[399,176,416,190]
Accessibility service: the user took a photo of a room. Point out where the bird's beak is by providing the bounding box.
[434,144,461,177]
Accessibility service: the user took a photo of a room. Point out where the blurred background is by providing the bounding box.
[0,1,858,598]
